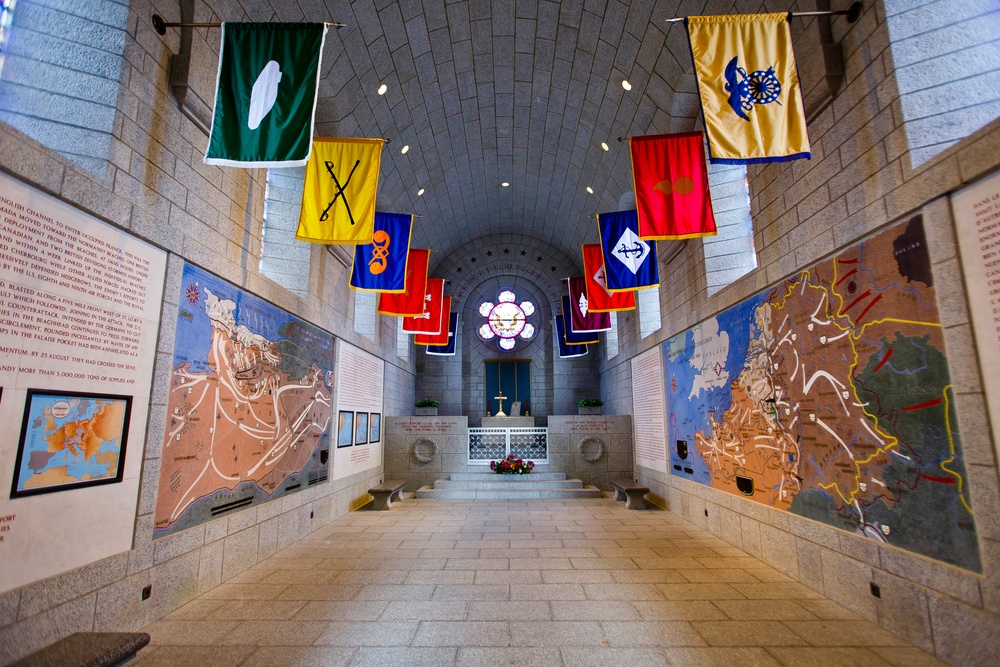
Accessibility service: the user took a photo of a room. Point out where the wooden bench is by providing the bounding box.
[610,478,650,510]
[368,480,406,510]
[11,632,150,667]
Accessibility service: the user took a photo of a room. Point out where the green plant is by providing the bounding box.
[415,398,440,408]
[576,398,604,407]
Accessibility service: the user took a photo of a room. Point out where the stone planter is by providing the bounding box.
[578,406,602,415]
[415,407,438,416]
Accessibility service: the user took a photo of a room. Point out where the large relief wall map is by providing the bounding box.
[154,263,334,537]
[666,216,980,571]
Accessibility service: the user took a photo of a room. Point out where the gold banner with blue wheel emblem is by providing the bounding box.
[350,212,413,292]
[686,13,810,164]
[296,137,383,244]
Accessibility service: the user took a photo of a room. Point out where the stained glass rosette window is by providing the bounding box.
[477,289,536,351]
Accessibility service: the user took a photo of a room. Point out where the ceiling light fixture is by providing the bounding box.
[417,188,425,196]
[601,142,609,151]
[377,83,388,95]
[586,186,594,194]
[622,79,632,91]
[401,144,410,154]
[501,182,509,187]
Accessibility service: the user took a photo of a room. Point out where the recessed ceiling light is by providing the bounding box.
[601,142,609,151]
[622,79,632,91]
[417,188,425,196]
[377,83,388,95]
[586,186,594,194]
[501,182,510,187]
[401,144,409,154]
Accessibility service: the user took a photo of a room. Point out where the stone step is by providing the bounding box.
[432,478,585,490]
[414,485,603,500]
[448,472,567,481]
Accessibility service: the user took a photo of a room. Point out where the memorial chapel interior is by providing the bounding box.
[2,0,1000,665]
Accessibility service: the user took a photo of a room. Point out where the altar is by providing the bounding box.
[482,416,535,428]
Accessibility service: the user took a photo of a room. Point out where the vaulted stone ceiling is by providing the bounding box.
[228,0,795,269]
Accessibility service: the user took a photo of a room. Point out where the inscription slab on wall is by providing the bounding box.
[333,340,384,481]
[154,263,334,537]
[951,170,1000,468]
[666,216,980,571]
[631,347,667,471]
[0,173,166,593]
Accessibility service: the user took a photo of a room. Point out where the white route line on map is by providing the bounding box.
[816,416,855,461]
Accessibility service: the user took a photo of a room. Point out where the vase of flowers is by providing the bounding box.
[577,398,603,415]
[490,454,535,474]
[415,398,440,416]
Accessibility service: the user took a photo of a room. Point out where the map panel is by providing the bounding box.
[666,216,980,571]
[154,263,334,537]
[12,390,131,496]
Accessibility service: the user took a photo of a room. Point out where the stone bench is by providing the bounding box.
[11,632,150,667]
[368,480,406,510]
[610,478,650,510]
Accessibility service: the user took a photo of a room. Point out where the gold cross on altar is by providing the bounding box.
[494,391,507,417]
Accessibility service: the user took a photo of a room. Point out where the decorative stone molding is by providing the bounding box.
[578,437,605,463]
[412,438,438,464]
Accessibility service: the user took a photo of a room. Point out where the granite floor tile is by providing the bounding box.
[664,646,783,666]
[411,621,511,647]
[313,621,419,646]
[466,600,552,621]
[242,646,356,666]
[509,620,606,646]
[550,600,640,621]
[766,646,894,666]
[137,498,943,664]
[456,647,564,666]
[130,645,256,667]
[713,599,821,621]
[783,620,911,646]
[348,647,456,666]
[559,646,671,666]
[692,620,809,647]
[218,619,329,646]
[292,600,389,621]
[601,620,704,647]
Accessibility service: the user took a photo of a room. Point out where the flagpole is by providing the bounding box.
[663,2,862,24]
[152,14,347,35]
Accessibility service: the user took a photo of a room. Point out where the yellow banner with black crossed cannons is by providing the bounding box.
[686,13,810,165]
[296,137,383,244]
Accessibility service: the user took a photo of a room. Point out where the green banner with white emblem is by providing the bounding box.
[205,22,327,168]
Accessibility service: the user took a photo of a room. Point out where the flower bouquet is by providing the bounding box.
[490,453,535,474]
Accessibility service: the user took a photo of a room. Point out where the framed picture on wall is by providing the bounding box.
[337,411,354,448]
[355,412,369,445]
[369,413,381,443]
[10,389,133,498]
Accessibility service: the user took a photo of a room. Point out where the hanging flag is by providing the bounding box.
[598,211,659,292]
[630,132,717,240]
[555,316,588,359]
[425,313,459,356]
[561,297,600,344]
[686,13,810,164]
[296,137,383,244]
[581,244,636,312]
[567,277,612,333]
[402,278,445,334]
[414,297,452,346]
[377,248,430,316]
[350,212,413,292]
[205,23,328,167]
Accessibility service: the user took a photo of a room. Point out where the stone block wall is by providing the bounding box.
[383,416,470,491]
[599,4,1000,665]
[0,0,417,662]
[547,415,633,491]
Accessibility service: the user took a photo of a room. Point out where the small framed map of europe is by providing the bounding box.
[11,390,133,498]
